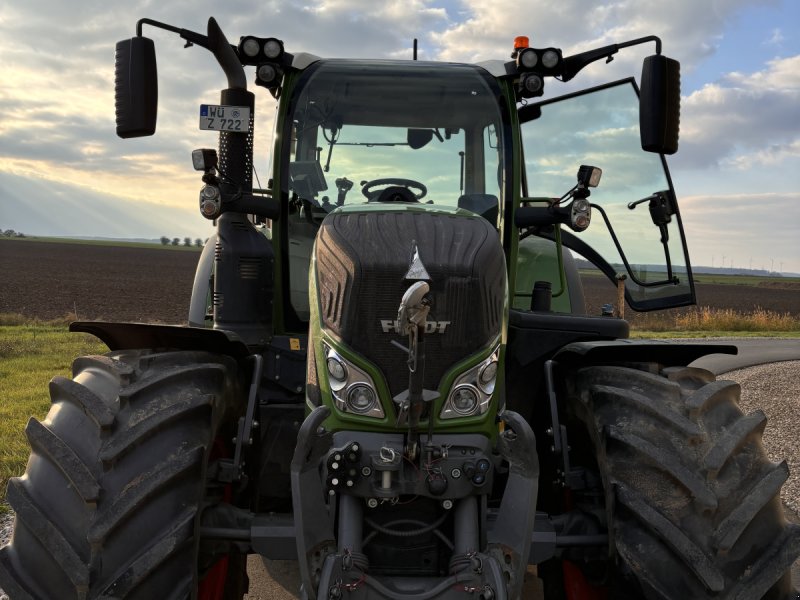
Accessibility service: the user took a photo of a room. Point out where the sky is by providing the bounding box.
[0,0,798,274]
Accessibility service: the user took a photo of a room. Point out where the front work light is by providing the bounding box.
[517,48,538,69]
[238,36,285,64]
[519,73,544,98]
[578,165,602,188]
[257,64,278,84]
[263,38,284,59]
[541,48,561,69]
[241,37,260,58]
[192,148,218,172]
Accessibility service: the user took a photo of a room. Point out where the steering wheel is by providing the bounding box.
[361,178,427,201]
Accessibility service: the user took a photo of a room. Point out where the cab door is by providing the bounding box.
[518,79,696,311]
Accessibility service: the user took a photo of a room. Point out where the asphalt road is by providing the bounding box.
[688,337,800,374]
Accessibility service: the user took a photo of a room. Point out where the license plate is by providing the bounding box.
[199,104,250,132]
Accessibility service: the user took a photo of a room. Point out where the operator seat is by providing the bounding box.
[458,194,499,226]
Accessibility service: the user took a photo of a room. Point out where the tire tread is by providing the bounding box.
[570,365,800,599]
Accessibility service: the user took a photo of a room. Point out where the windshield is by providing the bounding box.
[285,61,506,218]
[283,60,508,320]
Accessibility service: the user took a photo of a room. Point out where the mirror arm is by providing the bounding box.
[134,17,245,89]
[136,18,210,50]
[561,35,662,82]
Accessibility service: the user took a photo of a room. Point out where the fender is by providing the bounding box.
[188,231,217,327]
[552,338,736,367]
[70,321,251,358]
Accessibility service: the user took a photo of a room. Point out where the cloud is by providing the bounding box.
[0,0,454,206]
[674,55,800,170]
[0,171,212,239]
[0,0,796,274]
[678,191,800,271]
[429,0,774,75]
[764,27,784,45]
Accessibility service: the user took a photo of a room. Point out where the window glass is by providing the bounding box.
[519,80,692,308]
[285,61,507,320]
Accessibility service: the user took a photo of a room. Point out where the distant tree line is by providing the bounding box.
[3,229,26,238]
[160,236,206,248]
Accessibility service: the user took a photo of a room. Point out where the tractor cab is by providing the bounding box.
[277,53,695,331]
[282,59,509,323]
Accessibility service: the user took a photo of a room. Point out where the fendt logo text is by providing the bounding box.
[380,320,451,334]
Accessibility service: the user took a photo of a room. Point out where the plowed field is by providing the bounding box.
[0,240,200,324]
[1,238,797,325]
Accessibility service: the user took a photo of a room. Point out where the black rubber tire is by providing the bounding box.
[0,350,245,600]
[565,364,800,599]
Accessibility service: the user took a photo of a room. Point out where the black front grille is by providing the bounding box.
[314,210,506,397]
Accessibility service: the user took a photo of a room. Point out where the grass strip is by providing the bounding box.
[0,322,106,508]
[630,307,800,334]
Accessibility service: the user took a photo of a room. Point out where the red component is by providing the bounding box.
[562,560,608,600]
[198,556,230,600]
[197,436,234,599]
[514,35,530,49]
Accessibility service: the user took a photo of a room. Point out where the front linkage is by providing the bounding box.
[291,407,538,599]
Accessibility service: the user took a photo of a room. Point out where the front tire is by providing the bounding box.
[565,364,800,599]
[0,350,245,600]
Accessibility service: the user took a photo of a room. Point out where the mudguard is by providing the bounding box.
[291,406,336,600]
[488,410,539,599]
[70,321,251,358]
[552,339,736,367]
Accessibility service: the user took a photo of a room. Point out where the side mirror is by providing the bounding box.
[115,37,158,138]
[639,54,680,155]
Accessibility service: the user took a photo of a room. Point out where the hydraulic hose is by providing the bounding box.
[362,519,453,550]
[361,572,475,600]
[364,512,449,538]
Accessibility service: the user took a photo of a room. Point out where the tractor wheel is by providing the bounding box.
[0,350,248,600]
[563,364,800,599]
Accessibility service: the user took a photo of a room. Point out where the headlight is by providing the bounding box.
[347,384,378,414]
[326,355,347,388]
[323,343,384,418]
[478,362,498,393]
[441,346,500,420]
[450,385,480,415]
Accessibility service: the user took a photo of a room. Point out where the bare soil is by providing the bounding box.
[0,239,200,324]
[580,274,800,327]
[2,239,796,327]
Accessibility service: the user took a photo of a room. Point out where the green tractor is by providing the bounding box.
[1,16,797,600]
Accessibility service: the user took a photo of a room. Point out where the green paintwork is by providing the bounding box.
[306,217,504,439]
[513,233,572,313]
[279,73,570,439]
